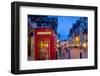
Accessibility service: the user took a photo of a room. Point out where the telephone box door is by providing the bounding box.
[37,38,50,60]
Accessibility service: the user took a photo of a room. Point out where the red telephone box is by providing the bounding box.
[34,28,57,60]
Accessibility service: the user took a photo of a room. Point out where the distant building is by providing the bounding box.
[68,17,88,48]
[28,15,58,34]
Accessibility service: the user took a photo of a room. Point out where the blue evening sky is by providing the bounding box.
[57,16,80,40]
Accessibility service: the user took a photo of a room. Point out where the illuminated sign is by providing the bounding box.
[37,32,52,35]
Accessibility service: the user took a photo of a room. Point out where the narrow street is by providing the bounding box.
[70,48,80,59]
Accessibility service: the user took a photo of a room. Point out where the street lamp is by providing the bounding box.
[82,42,87,49]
